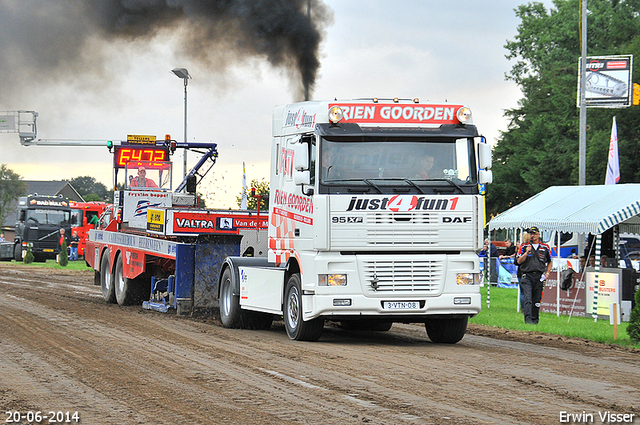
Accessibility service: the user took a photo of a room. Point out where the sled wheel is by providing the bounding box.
[100,252,116,303]
[113,254,145,306]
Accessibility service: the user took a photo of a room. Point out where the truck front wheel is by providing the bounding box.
[424,316,468,344]
[283,273,323,341]
[100,253,116,303]
[13,243,22,262]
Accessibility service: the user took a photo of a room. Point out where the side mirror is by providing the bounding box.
[478,169,493,184]
[294,170,310,186]
[293,142,309,171]
[478,142,492,170]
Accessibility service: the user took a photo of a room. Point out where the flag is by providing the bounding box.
[241,162,248,209]
[605,116,620,185]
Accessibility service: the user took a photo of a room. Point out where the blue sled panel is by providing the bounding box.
[193,235,242,309]
[175,244,196,307]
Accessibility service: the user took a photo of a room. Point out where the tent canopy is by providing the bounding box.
[488,184,640,235]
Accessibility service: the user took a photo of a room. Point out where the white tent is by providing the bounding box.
[488,184,640,319]
[488,184,640,235]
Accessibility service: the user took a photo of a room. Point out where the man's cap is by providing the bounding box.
[528,226,540,233]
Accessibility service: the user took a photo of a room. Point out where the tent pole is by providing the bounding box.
[557,231,561,317]
[516,229,521,312]
[487,233,491,309]
[614,226,620,267]
[592,234,602,322]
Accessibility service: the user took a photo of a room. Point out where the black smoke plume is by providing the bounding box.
[0,0,332,100]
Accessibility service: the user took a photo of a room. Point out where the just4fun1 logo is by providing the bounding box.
[345,195,459,212]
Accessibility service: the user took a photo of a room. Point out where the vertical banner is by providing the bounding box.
[605,116,620,185]
[241,162,248,210]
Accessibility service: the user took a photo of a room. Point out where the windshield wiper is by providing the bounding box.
[363,177,426,194]
[429,179,465,194]
[402,179,425,194]
[362,179,383,194]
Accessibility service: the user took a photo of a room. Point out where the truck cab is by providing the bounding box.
[70,201,110,258]
[233,99,492,341]
[14,194,72,261]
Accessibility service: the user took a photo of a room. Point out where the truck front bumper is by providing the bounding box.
[302,292,481,322]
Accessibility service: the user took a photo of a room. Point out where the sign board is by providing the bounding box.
[0,114,15,131]
[577,55,633,108]
[541,271,587,317]
[127,134,157,144]
[147,208,165,233]
[585,269,620,316]
[121,191,172,229]
[145,209,268,236]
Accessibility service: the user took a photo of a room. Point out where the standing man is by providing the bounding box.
[516,226,553,324]
[69,231,80,261]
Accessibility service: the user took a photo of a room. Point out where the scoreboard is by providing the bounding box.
[113,145,169,169]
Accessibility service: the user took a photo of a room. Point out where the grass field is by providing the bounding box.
[2,258,93,272]
[2,259,639,349]
[471,285,640,349]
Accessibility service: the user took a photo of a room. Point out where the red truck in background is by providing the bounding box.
[70,201,110,258]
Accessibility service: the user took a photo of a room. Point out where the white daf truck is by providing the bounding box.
[219,98,493,343]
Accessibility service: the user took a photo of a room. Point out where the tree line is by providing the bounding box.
[487,0,640,217]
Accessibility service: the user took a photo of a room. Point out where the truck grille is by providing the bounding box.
[361,259,443,294]
[365,212,438,246]
[367,212,438,225]
[24,229,59,249]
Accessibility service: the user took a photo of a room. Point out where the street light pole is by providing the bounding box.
[578,0,587,186]
[171,68,191,178]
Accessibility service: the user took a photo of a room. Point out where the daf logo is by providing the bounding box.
[370,273,380,291]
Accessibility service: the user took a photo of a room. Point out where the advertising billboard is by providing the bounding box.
[577,55,633,108]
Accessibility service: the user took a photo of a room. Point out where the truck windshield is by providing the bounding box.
[26,209,71,226]
[71,210,83,226]
[319,138,477,194]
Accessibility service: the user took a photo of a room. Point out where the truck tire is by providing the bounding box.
[219,268,274,330]
[283,273,323,341]
[100,253,116,303]
[424,316,468,344]
[14,243,22,262]
[219,268,243,328]
[113,255,147,306]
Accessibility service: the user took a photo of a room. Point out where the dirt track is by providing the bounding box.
[0,264,638,425]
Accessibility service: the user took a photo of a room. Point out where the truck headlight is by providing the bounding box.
[456,273,481,285]
[319,274,347,286]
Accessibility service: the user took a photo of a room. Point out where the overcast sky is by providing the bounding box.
[0,0,555,208]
